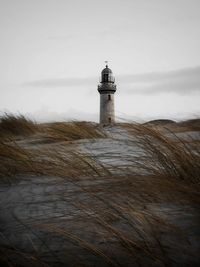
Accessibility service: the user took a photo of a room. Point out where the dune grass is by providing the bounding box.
[123,122,200,184]
[0,116,200,266]
[0,113,106,143]
[43,121,106,142]
[0,113,37,137]
[177,118,200,132]
[0,139,36,181]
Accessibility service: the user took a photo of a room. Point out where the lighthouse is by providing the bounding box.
[98,64,117,124]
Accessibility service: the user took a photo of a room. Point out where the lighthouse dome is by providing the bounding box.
[101,65,113,74]
[100,65,114,83]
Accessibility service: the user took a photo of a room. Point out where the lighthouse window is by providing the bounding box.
[103,74,109,82]
[108,94,111,100]
[108,118,111,123]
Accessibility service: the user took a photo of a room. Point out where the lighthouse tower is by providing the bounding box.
[98,64,117,124]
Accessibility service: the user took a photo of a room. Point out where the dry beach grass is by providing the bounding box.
[0,114,200,266]
[0,113,38,138]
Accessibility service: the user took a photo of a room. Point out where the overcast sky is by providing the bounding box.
[0,0,200,122]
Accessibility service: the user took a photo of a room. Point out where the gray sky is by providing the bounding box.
[0,0,200,122]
